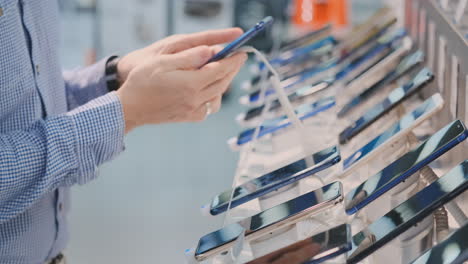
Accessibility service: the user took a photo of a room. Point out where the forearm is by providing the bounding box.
[0,93,124,223]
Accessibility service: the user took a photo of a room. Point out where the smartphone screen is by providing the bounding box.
[210,146,340,215]
[334,29,406,82]
[410,222,468,264]
[204,16,274,65]
[280,24,332,51]
[245,224,351,264]
[237,97,335,146]
[341,17,397,60]
[346,160,468,264]
[343,94,443,170]
[339,68,434,145]
[270,36,337,67]
[337,51,425,117]
[196,182,343,260]
[344,120,468,215]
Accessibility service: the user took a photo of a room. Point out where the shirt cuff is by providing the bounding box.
[66,92,125,184]
[63,56,113,110]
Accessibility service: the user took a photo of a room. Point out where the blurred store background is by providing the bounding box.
[59,0,386,263]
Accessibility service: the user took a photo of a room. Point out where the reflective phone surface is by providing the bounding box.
[344,120,468,215]
[281,29,404,95]
[410,222,468,264]
[248,24,400,104]
[337,51,424,117]
[343,94,443,170]
[210,146,340,215]
[237,97,335,145]
[347,160,468,264]
[339,68,434,144]
[280,24,332,51]
[206,16,273,64]
[196,182,343,259]
[333,29,406,82]
[244,81,332,122]
[246,224,351,264]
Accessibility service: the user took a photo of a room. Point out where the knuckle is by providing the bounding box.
[187,99,199,111]
[190,83,201,92]
[184,81,199,92]
[169,34,184,42]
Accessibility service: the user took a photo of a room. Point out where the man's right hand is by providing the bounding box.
[116,38,247,133]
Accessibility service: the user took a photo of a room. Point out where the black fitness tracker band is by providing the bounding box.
[105,55,121,92]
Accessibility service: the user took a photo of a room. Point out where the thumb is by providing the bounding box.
[161,45,213,70]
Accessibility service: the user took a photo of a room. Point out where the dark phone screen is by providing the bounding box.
[339,68,434,144]
[343,95,440,170]
[347,160,468,264]
[337,51,424,117]
[211,146,339,214]
[344,120,467,214]
[197,182,342,257]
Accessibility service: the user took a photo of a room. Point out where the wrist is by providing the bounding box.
[116,89,139,133]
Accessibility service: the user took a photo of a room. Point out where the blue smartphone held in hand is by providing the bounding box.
[204,16,274,65]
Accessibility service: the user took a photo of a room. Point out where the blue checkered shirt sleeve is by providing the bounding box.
[63,57,111,110]
[0,92,125,223]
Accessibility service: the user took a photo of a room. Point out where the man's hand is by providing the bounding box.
[117,28,243,84]
[115,28,247,133]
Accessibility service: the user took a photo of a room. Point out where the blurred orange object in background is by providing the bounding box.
[292,0,348,29]
[330,0,348,27]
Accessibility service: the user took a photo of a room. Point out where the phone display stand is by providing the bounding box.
[215,47,345,263]
[193,3,468,259]
[353,131,445,264]
[212,65,423,264]
[334,103,411,185]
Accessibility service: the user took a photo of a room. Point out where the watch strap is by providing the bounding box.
[105,55,121,92]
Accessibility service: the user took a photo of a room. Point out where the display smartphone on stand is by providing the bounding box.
[346,160,468,264]
[342,94,444,174]
[238,81,332,127]
[202,16,274,66]
[233,97,336,146]
[245,7,395,92]
[245,22,400,105]
[342,37,413,90]
[344,120,468,215]
[279,24,333,52]
[209,145,340,215]
[245,224,351,264]
[243,27,405,106]
[239,41,417,127]
[195,182,343,261]
[338,50,425,118]
[338,68,434,145]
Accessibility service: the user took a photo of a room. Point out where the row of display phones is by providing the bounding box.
[192,7,468,264]
[197,158,468,262]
